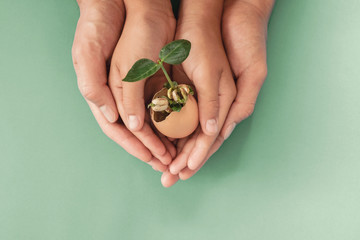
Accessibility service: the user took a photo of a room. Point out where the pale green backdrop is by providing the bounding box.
[1,0,360,239]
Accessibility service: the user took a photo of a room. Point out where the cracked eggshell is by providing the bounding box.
[150,88,198,139]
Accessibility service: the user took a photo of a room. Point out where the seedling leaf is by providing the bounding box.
[123,59,160,82]
[159,39,191,65]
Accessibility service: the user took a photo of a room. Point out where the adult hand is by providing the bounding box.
[72,0,172,171]
[169,0,275,182]
[220,0,274,140]
[161,0,237,187]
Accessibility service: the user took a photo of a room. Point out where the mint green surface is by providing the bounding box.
[1,0,360,239]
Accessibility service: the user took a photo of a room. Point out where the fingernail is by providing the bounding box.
[205,119,218,135]
[100,105,117,123]
[128,115,139,130]
[169,165,178,175]
[224,123,236,140]
[188,149,201,170]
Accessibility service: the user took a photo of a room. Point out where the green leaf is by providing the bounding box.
[159,39,191,65]
[123,59,160,82]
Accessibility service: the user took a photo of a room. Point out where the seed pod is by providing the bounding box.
[179,84,190,94]
[180,88,188,101]
[172,90,180,102]
[167,88,173,99]
[151,97,169,112]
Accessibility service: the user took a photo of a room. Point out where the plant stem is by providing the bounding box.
[158,61,174,88]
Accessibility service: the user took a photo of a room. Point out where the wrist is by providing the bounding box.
[77,0,124,13]
[124,2,176,45]
[125,0,175,29]
[179,0,224,24]
[124,0,174,17]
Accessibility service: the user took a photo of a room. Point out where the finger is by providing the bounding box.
[187,133,217,170]
[221,64,267,140]
[148,157,168,172]
[122,80,146,131]
[73,50,118,123]
[193,67,220,136]
[179,135,224,180]
[169,135,197,174]
[72,1,125,123]
[88,102,152,163]
[221,1,269,140]
[159,134,177,159]
[137,124,173,165]
[187,70,235,170]
[161,170,180,188]
[109,63,172,165]
[90,101,167,172]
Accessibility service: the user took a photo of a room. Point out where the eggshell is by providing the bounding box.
[151,88,199,138]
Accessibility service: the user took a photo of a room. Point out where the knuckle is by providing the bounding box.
[252,62,268,82]
[71,44,83,64]
[202,97,219,111]
[244,104,255,118]
[240,62,268,90]
[72,39,102,65]
[234,101,255,122]
[78,82,99,101]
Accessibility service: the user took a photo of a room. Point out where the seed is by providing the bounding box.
[172,90,180,102]
[167,88,173,99]
[180,88,188,101]
[151,97,169,112]
[179,84,190,94]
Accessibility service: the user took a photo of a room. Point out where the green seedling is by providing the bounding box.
[123,39,193,113]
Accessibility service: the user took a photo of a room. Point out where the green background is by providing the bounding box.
[1,0,360,239]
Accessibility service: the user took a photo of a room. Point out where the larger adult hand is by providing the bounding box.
[72,0,172,171]
[220,0,274,140]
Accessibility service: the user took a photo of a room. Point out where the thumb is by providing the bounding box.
[72,47,118,123]
[108,59,146,132]
[121,79,146,131]
[193,68,220,136]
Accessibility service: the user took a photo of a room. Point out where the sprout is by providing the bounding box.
[122,39,193,112]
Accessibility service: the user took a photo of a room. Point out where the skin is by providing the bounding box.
[115,0,230,143]
[162,0,275,187]
[161,0,237,187]
[72,0,275,187]
[72,0,176,171]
